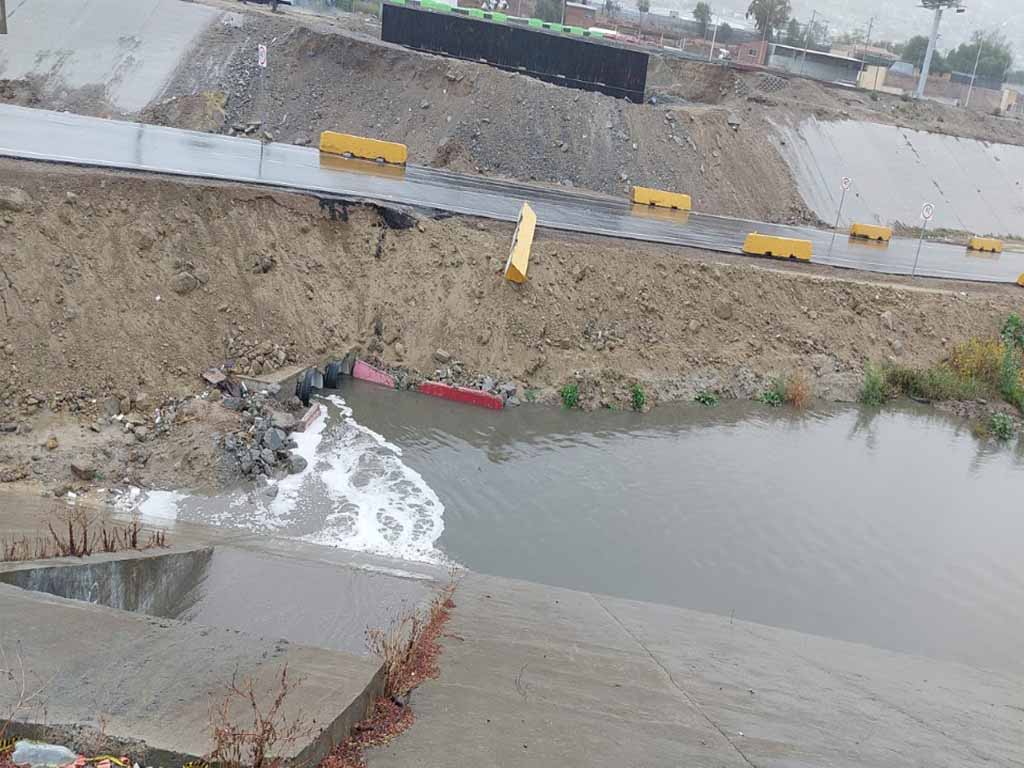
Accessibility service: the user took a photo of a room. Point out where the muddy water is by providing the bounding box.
[335,380,1024,674]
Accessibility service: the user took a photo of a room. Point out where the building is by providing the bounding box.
[563,1,596,27]
[767,44,863,84]
[733,39,768,66]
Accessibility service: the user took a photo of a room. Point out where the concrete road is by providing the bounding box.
[0,0,219,112]
[368,571,1024,768]
[1,105,1022,285]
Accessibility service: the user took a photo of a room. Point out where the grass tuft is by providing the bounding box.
[694,390,719,407]
[559,383,579,409]
[630,384,646,412]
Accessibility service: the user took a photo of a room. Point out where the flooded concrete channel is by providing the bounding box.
[133,380,1024,676]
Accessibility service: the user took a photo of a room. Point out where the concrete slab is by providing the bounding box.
[368,572,1024,768]
[0,0,220,111]
[776,117,1024,236]
[0,581,383,765]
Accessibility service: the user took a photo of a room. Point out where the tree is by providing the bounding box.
[784,17,801,45]
[746,0,790,42]
[1008,69,1024,86]
[717,22,732,43]
[901,34,948,74]
[693,1,712,37]
[602,0,619,17]
[636,0,649,12]
[945,29,1014,82]
[535,0,561,22]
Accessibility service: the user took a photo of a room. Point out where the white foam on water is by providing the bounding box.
[110,395,446,564]
[300,395,446,564]
[114,487,187,523]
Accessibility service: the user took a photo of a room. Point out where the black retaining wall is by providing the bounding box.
[381,4,649,102]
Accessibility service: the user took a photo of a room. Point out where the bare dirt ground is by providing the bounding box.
[1,160,1022,496]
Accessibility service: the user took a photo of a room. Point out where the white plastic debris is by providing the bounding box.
[11,741,78,767]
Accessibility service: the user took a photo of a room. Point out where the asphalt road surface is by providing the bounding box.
[1,105,1022,285]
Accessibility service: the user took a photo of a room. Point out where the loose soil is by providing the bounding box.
[1,160,1022,497]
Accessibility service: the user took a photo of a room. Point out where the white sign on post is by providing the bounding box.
[921,202,935,221]
[841,176,852,191]
[258,44,268,68]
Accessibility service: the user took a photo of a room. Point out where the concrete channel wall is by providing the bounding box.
[0,547,213,617]
[776,117,1024,236]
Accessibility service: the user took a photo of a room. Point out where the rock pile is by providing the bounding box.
[220,393,308,484]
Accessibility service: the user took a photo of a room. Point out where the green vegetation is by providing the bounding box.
[630,384,646,412]
[758,377,785,407]
[989,413,1016,441]
[524,388,538,403]
[860,313,1024,412]
[559,383,579,409]
[859,364,886,407]
[1001,313,1024,350]
[694,390,719,407]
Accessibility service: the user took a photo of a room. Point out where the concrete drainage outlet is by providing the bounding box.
[0,547,214,617]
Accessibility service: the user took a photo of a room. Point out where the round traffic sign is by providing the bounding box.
[921,202,935,221]
[841,176,852,191]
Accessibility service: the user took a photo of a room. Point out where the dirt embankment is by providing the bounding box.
[136,8,813,225]
[2,161,1022,493]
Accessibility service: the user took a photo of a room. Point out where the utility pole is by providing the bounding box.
[708,16,719,61]
[915,1,965,100]
[798,10,817,76]
[1,0,8,35]
[966,35,984,108]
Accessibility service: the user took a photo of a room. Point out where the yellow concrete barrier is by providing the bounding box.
[631,186,692,211]
[742,232,812,261]
[319,131,408,165]
[1018,273,1024,287]
[849,223,892,242]
[968,236,1003,253]
[504,202,536,284]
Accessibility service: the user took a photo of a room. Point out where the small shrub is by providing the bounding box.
[950,338,1005,386]
[559,383,579,409]
[758,378,784,407]
[1001,313,1024,350]
[999,346,1024,406]
[989,413,1015,441]
[630,384,646,412]
[694,390,719,407]
[209,665,310,768]
[784,371,811,408]
[524,389,537,403]
[860,364,886,406]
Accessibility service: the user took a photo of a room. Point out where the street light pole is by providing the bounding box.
[1,0,8,35]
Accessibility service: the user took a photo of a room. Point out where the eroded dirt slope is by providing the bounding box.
[1,160,1021,418]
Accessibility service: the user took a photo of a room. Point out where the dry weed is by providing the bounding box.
[208,665,310,768]
[784,371,811,409]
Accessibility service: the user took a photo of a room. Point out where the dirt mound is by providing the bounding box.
[138,91,228,133]
[150,11,814,223]
[0,75,120,118]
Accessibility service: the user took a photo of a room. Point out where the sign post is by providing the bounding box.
[826,176,852,260]
[913,202,935,277]
[257,44,268,174]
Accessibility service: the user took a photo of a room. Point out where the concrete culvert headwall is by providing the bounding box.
[0,548,214,617]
